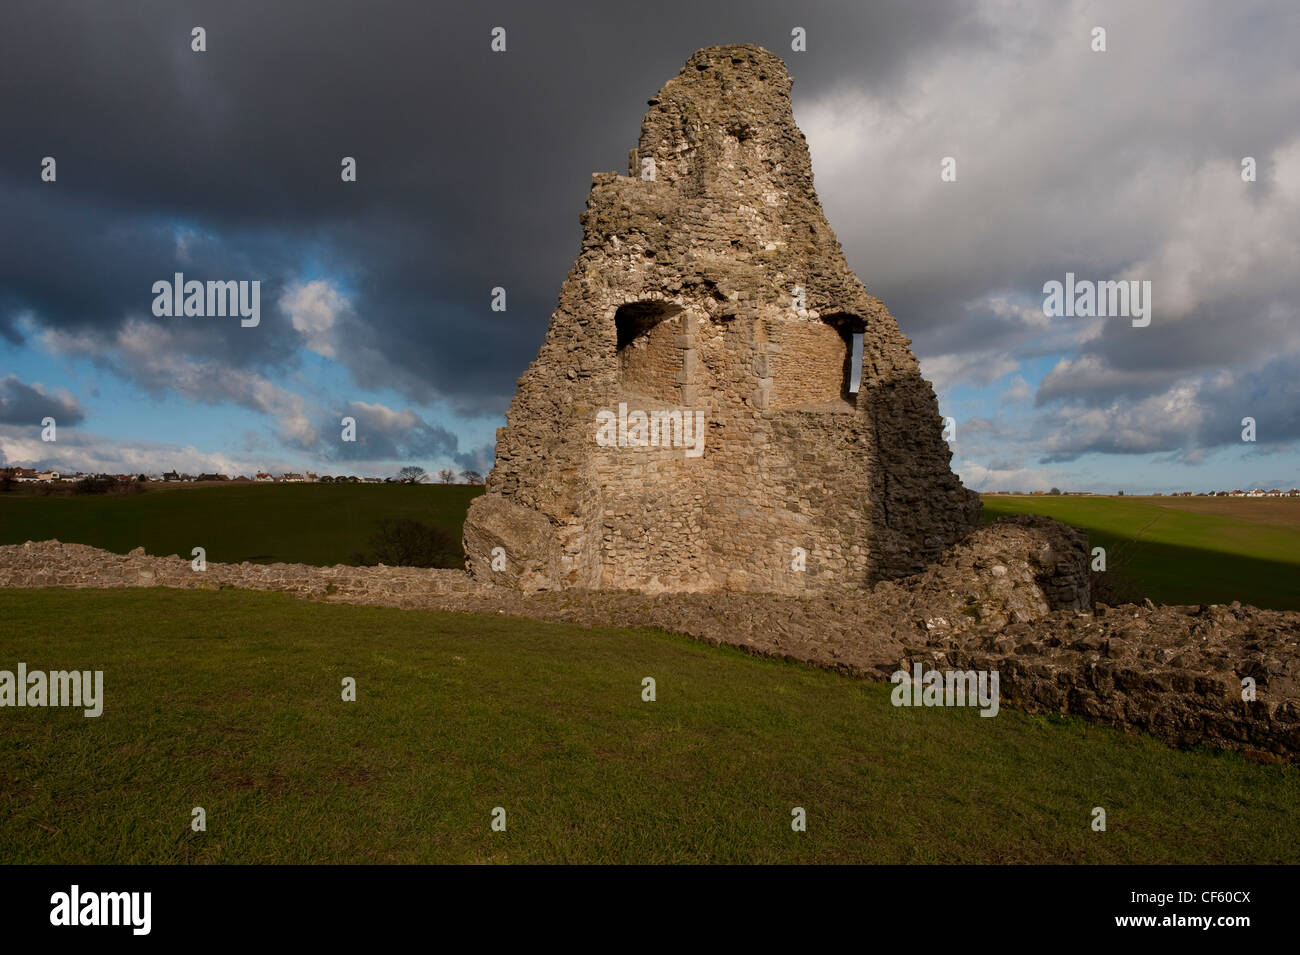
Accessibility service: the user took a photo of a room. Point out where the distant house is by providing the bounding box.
[278,472,305,483]
[37,470,60,482]
[197,473,230,482]
[304,472,318,483]
[254,472,274,482]
[161,471,181,482]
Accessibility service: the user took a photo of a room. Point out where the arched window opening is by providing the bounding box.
[615,301,684,402]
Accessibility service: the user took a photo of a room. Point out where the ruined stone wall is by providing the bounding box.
[463,44,981,594]
[5,528,1296,761]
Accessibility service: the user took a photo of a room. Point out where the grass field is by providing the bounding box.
[0,587,1295,864]
[0,483,483,566]
[982,495,1300,610]
[3,484,1297,608]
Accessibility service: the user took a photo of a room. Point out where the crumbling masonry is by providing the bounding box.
[464,45,981,593]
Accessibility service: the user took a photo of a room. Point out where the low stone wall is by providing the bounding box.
[0,542,489,602]
[2,516,1295,760]
[905,603,1298,760]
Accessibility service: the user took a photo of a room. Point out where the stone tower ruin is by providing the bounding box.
[464,44,981,593]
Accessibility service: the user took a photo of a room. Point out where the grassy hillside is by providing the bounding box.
[1,588,1294,864]
[0,483,483,566]
[982,495,1300,610]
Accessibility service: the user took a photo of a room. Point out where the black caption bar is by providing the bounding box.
[0,864,1286,942]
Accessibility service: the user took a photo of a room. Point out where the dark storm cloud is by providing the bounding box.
[0,0,980,418]
[0,183,307,373]
[325,401,458,462]
[1034,352,1300,463]
[0,375,86,426]
[453,444,495,476]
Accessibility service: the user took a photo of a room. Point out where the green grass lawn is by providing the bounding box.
[0,483,483,566]
[1,588,1294,864]
[982,496,1300,610]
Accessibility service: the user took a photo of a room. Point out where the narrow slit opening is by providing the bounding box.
[849,332,863,394]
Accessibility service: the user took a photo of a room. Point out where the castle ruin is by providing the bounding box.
[464,44,981,593]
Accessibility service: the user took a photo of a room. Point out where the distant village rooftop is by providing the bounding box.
[0,467,486,486]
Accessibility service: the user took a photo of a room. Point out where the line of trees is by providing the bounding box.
[396,466,484,485]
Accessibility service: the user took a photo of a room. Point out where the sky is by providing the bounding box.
[1,0,1297,492]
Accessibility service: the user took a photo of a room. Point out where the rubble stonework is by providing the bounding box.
[463,45,980,594]
[3,530,1296,760]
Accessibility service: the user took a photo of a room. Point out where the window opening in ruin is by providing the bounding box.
[615,301,684,402]
[818,312,865,403]
[615,301,680,351]
[850,332,863,394]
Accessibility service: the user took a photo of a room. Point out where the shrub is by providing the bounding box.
[364,518,461,568]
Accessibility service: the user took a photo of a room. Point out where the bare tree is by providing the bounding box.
[459,469,484,485]
[437,468,456,484]
[397,466,427,484]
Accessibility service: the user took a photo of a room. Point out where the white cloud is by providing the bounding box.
[1122,141,1300,321]
[279,279,350,359]
[0,426,256,476]
[954,458,1066,493]
[42,319,320,449]
[1001,375,1032,404]
[920,351,1019,390]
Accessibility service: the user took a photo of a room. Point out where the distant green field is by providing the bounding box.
[0,483,483,566]
[2,587,1294,864]
[3,485,1297,608]
[982,495,1300,610]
